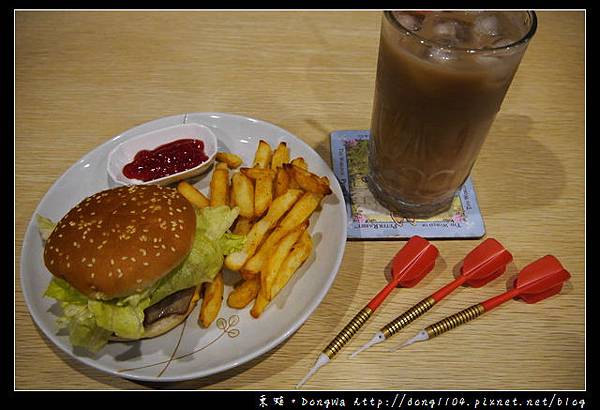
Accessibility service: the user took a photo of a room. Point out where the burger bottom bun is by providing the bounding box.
[109,286,200,342]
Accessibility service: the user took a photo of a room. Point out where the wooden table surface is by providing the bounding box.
[15,11,585,390]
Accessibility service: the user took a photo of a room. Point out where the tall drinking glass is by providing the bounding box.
[368,11,537,217]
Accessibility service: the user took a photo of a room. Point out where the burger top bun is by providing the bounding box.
[43,185,196,300]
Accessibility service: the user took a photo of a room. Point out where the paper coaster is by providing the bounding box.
[330,130,486,240]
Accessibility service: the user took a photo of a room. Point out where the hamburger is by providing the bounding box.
[39,184,242,352]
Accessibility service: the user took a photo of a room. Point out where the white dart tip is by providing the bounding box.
[388,330,429,352]
[296,353,330,389]
[349,344,370,359]
[350,331,385,358]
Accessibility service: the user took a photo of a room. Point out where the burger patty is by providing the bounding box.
[143,286,196,327]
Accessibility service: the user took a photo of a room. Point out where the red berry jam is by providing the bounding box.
[123,139,209,182]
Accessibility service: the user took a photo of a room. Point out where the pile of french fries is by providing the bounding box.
[177,140,332,326]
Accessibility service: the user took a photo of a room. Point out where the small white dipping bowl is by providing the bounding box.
[107,123,218,186]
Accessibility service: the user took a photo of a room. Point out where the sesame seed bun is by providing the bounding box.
[43,185,196,300]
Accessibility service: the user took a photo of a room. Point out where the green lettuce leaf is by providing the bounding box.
[88,299,150,340]
[44,276,88,304]
[57,303,113,353]
[45,278,115,352]
[149,206,244,305]
[195,205,240,240]
[218,232,246,256]
[37,214,57,241]
[45,278,152,350]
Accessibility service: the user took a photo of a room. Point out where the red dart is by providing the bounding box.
[481,254,571,308]
[297,236,438,388]
[394,255,571,351]
[368,236,439,310]
[351,238,512,357]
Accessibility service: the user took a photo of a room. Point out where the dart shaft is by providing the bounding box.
[323,306,373,359]
[430,275,467,302]
[481,287,520,311]
[367,280,399,311]
[425,303,485,339]
[381,296,436,338]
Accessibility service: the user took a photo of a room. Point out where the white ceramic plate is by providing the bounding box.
[20,112,347,382]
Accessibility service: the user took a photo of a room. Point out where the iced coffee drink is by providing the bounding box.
[368,11,537,217]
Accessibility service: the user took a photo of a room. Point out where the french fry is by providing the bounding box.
[241,220,309,279]
[224,189,303,271]
[225,219,271,272]
[240,167,275,180]
[271,231,313,297]
[261,225,307,301]
[240,270,255,281]
[246,192,320,276]
[229,175,237,208]
[233,216,254,235]
[210,162,230,207]
[271,142,290,170]
[240,193,319,277]
[278,192,323,232]
[216,151,243,168]
[261,189,303,226]
[177,181,210,209]
[253,140,273,169]
[251,232,312,318]
[232,172,254,218]
[287,167,301,189]
[274,167,290,198]
[254,175,273,218]
[286,161,302,189]
[251,286,269,318]
[284,164,332,196]
[199,272,224,328]
[227,277,260,309]
[290,157,308,170]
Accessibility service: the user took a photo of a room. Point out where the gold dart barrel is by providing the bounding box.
[381,296,436,338]
[323,306,373,359]
[425,303,485,338]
